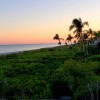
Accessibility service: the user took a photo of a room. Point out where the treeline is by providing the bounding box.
[53,18,100,55]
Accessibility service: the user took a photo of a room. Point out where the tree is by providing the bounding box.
[84,28,95,44]
[83,33,89,41]
[69,18,89,51]
[66,34,73,45]
[88,29,94,42]
[53,34,64,45]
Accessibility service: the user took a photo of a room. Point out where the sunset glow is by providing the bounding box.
[0,0,100,44]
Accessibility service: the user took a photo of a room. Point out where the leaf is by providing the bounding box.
[69,25,74,31]
[83,22,89,27]
[79,18,82,23]
[89,28,92,34]
[53,34,59,40]
[73,29,78,34]
[59,38,64,40]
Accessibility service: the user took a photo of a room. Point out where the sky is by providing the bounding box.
[0,0,100,45]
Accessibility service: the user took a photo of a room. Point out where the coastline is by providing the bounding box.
[0,44,62,56]
[0,51,20,56]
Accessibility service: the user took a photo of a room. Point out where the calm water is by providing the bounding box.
[0,43,60,55]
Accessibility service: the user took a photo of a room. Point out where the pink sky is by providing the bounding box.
[0,0,100,44]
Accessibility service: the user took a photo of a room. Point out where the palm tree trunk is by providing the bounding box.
[91,34,93,45]
[58,39,61,46]
[80,32,85,52]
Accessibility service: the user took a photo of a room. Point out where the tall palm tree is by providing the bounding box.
[53,34,64,45]
[66,34,73,44]
[69,18,89,51]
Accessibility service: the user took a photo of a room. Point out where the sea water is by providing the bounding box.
[0,43,60,55]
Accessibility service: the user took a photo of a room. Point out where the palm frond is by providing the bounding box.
[66,34,73,41]
[83,29,93,34]
[89,28,92,34]
[83,22,89,27]
[83,33,89,40]
[73,29,78,34]
[53,34,59,40]
[74,33,81,39]
[79,18,82,23]
[59,38,64,40]
[53,36,58,40]
[69,25,74,31]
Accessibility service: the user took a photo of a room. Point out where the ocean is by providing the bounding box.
[0,43,60,55]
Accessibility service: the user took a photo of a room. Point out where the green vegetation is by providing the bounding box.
[0,45,74,99]
[0,44,100,100]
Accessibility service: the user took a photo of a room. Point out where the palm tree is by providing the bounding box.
[66,34,73,45]
[53,34,64,45]
[88,29,94,42]
[69,18,89,51]
[83,32,89,42]
[84,28,95,44]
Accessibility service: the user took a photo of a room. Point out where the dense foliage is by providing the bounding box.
[0,45,100,100]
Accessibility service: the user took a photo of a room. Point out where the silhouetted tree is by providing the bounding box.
[83,32,89,42]
[53,34,64,45]
[84,28,95,44]
[88,29,94,42]
[69,18,89,51]
[66,34,73,45]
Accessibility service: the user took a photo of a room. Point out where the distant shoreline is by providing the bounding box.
[0,44,64,56]
[0,43,57,46]
[0,51,20,56]
[0,43,61,55]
